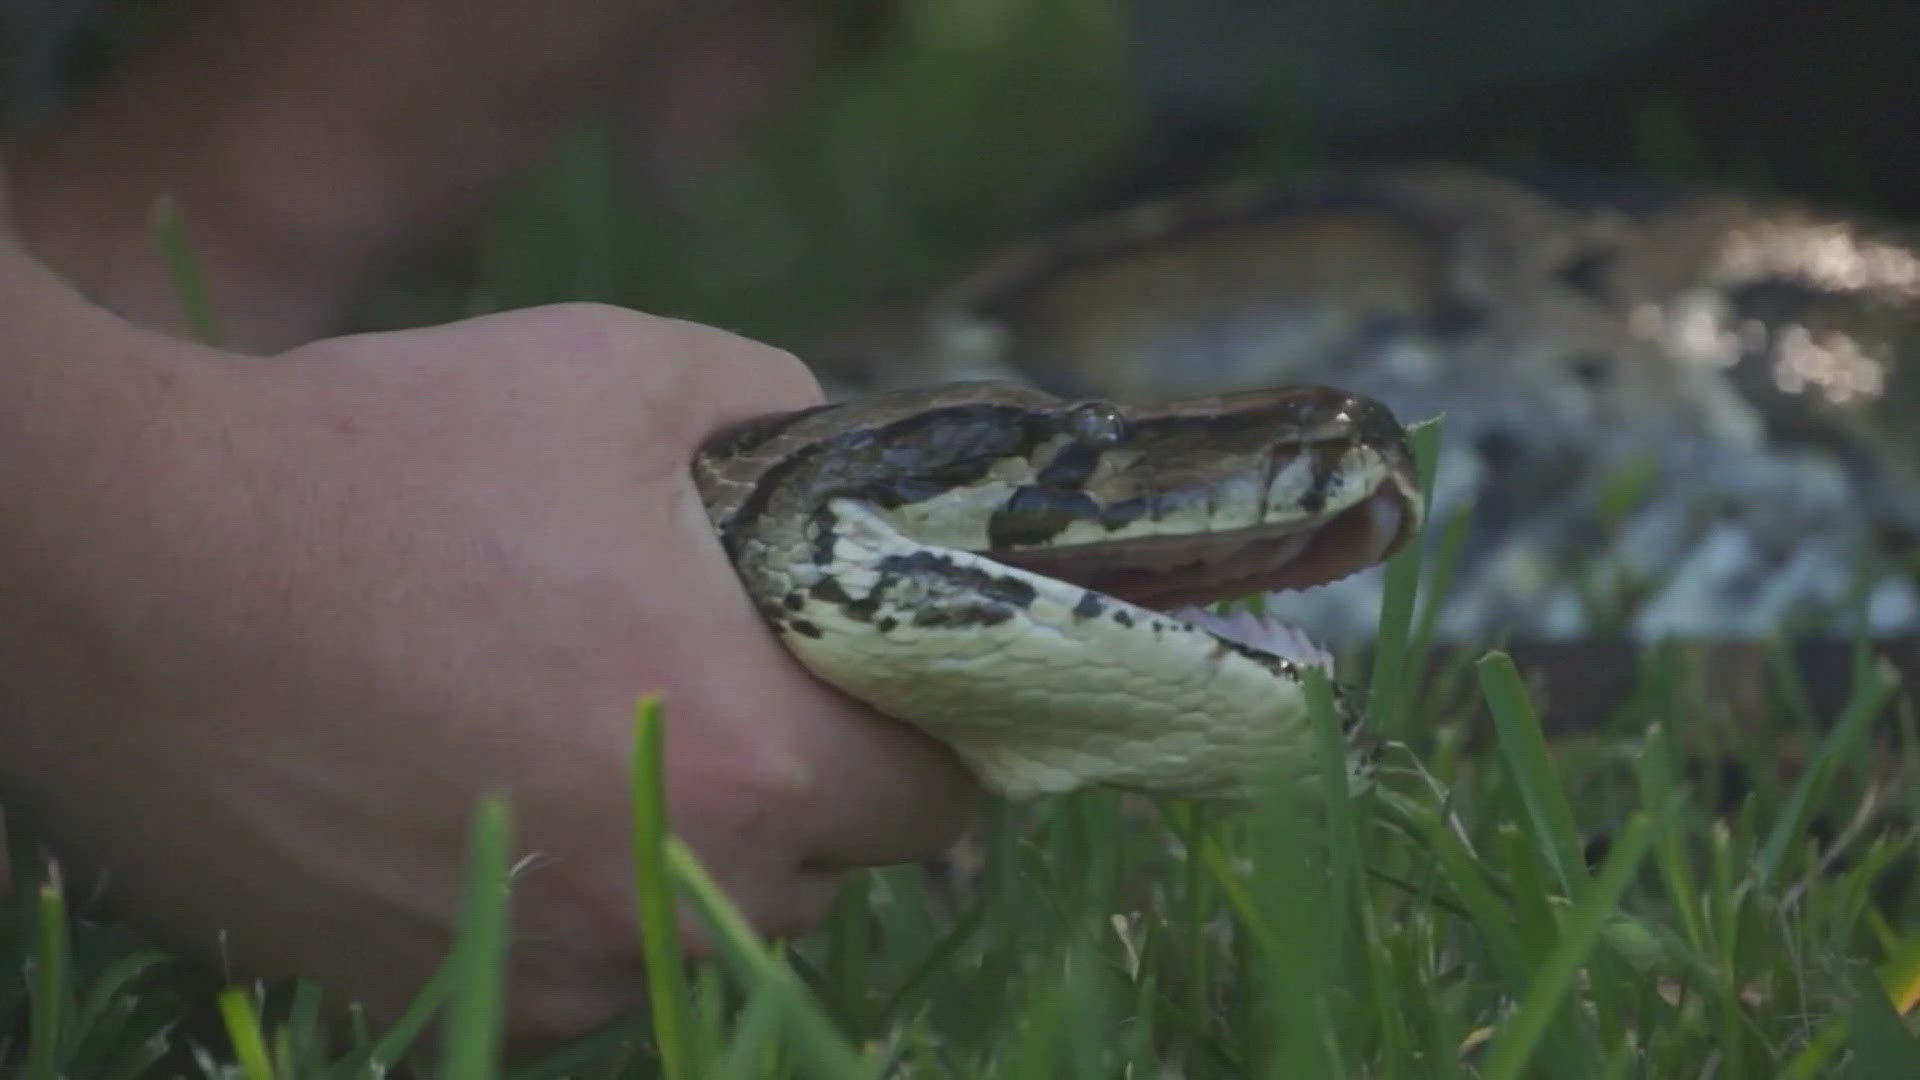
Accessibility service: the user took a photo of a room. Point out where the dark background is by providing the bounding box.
[6,0,1918,349]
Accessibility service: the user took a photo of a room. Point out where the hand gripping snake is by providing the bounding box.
[694,380,1421,799]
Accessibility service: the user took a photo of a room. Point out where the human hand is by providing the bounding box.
[0,300,979,1038]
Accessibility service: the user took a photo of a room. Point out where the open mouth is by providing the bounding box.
[988,487,1411,673]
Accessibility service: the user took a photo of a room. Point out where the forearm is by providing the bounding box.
[0,233,207,491]
[0,237,225,762]
[5,0,692,352]
[0,238,190,496]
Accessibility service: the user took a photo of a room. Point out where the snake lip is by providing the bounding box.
[991,482,1415,613]
[987,476,1415,673]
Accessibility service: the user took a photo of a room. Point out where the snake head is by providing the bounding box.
[695,380,1422,798]
[967,384,1423,611]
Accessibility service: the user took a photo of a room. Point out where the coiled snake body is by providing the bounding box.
[822,165,1920,646]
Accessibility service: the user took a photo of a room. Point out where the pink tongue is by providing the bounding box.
[1172,602,1336,673]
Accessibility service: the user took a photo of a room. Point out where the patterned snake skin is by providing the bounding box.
[819,165,1920,646]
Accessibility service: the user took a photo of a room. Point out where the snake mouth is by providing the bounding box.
[990,485,1411,611]
[986,482,1413,672]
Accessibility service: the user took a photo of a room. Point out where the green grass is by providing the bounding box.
[7,473,1916,1075]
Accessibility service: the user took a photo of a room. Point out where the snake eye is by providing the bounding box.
[1066,401,1127,447]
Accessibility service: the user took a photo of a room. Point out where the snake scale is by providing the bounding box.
[695,382,1420,798]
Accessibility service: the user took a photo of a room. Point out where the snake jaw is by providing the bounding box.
[987,478,1416,611]
[985,481,1407,686]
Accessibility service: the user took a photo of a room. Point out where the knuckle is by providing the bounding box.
[558,300,655,339]
[739,730,823,823]
[680,331,822,415]
[525,302,657,364]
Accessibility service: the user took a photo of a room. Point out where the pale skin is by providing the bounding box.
[1,0,977,1042]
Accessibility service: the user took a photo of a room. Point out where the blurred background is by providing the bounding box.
[8,0,1918,351]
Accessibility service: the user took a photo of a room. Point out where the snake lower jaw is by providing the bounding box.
[1172,605,1338,673]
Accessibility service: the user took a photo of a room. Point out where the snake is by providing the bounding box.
[693,380,1421,799]
[819,165,1920,646]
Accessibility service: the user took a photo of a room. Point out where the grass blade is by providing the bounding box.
[1847,962,1920,1078]
[714,981,789,1080]
[1480,811,1655,1080]
[216,987,276,1080]
[1756,658,1899,890]
[1478,651,1590,895]
[1632,722,1710,956]
[25,868,69,1080]
[631,695,699,1080]
[664,838,872,1078]
[437,796,513,1080]
[150,195,227,348]
[335,955,456,1076]
[1404,501,1473,720]
[1306,667,1412,1067]
[1369,415,1445,738]
[70,951,169,1043]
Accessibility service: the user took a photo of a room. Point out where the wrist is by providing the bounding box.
[0,239,257,787]
[0,238,235,608]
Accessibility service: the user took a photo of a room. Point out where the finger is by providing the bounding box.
[628,310,982,866]
[629,311,825,440]
[791,691,986,872]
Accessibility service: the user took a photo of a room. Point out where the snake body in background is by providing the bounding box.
[695,381,1420,798]
[820,165,1920,648]
[697,165,1920,797]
